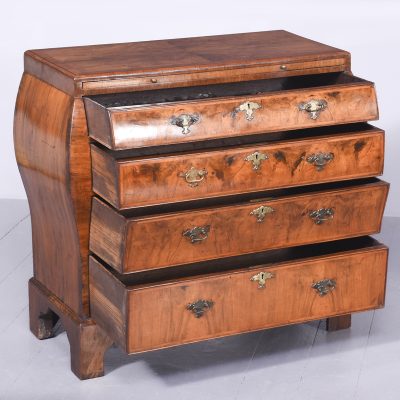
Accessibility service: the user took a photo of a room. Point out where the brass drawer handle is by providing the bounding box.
[298,99,328,120]
[179,166,207,187]
[245,151,268,170]
[170,113,200,134]
[309,208,334,225]
[187,299,214,318]
[183,225,210,243]
[250,271,275,289]
[234,101,261,121]
[250,205,275,223]
[312,279,336,296]
[306,152,334,171]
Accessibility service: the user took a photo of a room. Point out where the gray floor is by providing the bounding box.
[0,199,399,400]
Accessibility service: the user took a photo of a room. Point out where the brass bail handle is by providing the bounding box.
[179,166,208,187]
[298,99,328,120]
[186,299,214,318]
[309,208,334,225]
[182,225,210,244]
[250,205,275,223]
[312,279,336,296]
[170,113,200,134]
[306,152,334,171]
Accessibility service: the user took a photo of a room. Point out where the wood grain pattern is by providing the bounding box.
[24,30,350,96]
[14,74,92,317]
[91,128,384,209]
[85,74,378,150]
[89,260,128,350]
[90,200,127,271]
[89,180,389,273]
[69,99,92,315]
[89,242,388,353]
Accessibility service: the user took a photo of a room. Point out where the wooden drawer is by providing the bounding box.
[89,179,388,273]
[84,72,378,150]
[89,237,388,353]
[91,125,384,209]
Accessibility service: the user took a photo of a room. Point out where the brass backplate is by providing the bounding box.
[170,113,200,134]
[244,151,268,170]
[309,208,334,225]
[180,166,207,187]
[234,101,262,120]
[250,205,275,223]
[298,99,328,120]
[250,271,275,289]
[187,299,214,318]
[182,225,210,243]
[312,279,336,296]
[306,152,334,171]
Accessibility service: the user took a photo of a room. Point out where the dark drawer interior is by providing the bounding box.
[87,72,368,108]
[92,122,378,159]
[116,177,383,218]
[92,236,385,286]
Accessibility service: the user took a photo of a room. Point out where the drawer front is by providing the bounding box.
[89,244,388,353]
[85,76,378,150]
[89,181,389,273]
[92,129,384,209]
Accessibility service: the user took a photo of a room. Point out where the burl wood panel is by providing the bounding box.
[91,128,384,209]
[24,30,350,96]
[85,78,378,150]
[14,74,92,317]
[89,244,388,353]
[89,180,389,273]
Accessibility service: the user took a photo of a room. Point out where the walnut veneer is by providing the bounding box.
[14,30,388,379]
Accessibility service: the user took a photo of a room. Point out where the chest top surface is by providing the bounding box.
[24,30,350,96]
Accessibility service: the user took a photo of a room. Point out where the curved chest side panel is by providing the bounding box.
[14,73,91,317]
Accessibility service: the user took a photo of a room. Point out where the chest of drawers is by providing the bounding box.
[14,30,389,380]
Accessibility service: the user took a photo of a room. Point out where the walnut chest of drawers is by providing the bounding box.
[14,30,389,379]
